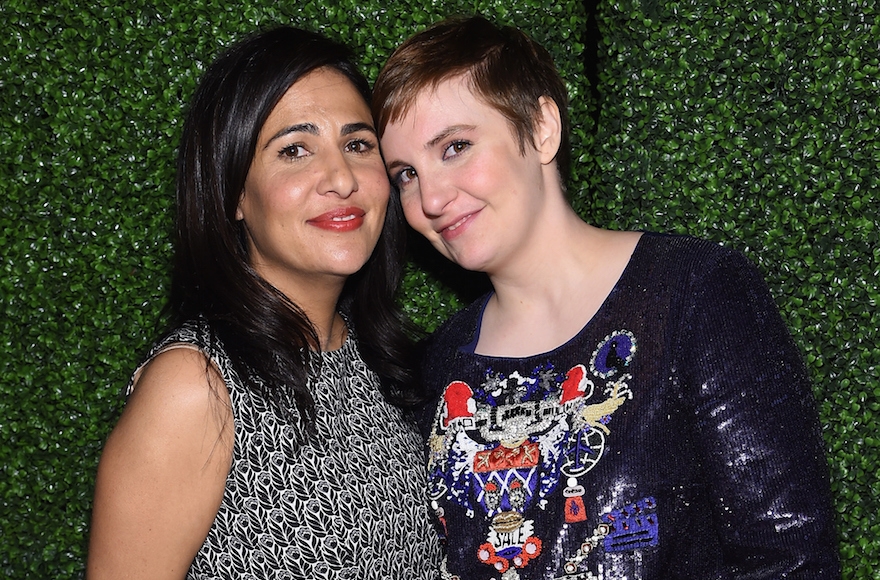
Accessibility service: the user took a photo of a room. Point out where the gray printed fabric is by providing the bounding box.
[132,321,441,579]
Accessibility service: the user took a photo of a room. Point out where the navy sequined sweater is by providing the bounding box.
[419,233,839,580]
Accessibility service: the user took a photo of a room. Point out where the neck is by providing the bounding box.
[488,210,599,306]
[295,287,347,351]
[254,265,348,350]
[475,223,641,357]
[311,310,347,351]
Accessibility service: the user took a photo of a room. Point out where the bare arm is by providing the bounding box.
[87,347,233,579]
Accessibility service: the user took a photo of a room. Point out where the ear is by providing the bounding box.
[235,191,246,221]
[533,96,562,166]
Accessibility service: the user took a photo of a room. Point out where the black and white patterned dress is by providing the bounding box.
[131,321,441,579]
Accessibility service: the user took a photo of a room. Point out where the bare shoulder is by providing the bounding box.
[112,347,233,458]
[127,346,230,418]
[88,347,233,579]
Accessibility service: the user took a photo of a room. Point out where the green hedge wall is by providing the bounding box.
[0,0,876,578]
[587,1,879,577]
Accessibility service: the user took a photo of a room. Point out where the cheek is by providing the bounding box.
[359,166,392,201]
[245,172,299,214]
[354,167,391,239]
[400,193,429,231]
[460,155,500,192]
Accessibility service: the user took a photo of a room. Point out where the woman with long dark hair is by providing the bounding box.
[88,26,440,579]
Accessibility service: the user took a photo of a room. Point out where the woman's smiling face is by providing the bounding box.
[236,67,390,295]
[380,75,548,275]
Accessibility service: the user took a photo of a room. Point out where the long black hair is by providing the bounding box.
[167,26,422,427]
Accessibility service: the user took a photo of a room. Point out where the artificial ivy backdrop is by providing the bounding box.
[1,0,877,577]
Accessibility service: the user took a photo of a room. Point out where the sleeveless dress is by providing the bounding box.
[131,320,441,579]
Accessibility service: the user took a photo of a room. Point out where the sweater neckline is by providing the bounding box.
[461,231,651,361]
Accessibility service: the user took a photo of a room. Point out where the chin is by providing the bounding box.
[445,249,493,273]
[326,249,376,276]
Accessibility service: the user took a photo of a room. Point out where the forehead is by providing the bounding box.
[264,68,370,127]
[386,75,496,135]
[288,67,356,97]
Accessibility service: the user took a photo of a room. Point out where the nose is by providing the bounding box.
[317,150,357,198]
[418,173,456,218]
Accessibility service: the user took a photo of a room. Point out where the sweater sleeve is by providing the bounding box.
[678,247,840,578]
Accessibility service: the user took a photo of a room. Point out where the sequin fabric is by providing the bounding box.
[132,321,441,579]
[419,233,839,580]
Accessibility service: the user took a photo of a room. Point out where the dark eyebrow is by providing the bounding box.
[264,123,318,149]
[264,122,376,149]
[342,122,377,136]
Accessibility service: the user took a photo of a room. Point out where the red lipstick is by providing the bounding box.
[308,207,366,231]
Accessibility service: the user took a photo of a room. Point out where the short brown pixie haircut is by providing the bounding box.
[372,15,572,185]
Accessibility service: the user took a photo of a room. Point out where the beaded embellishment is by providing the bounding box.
[427,330,640,579]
